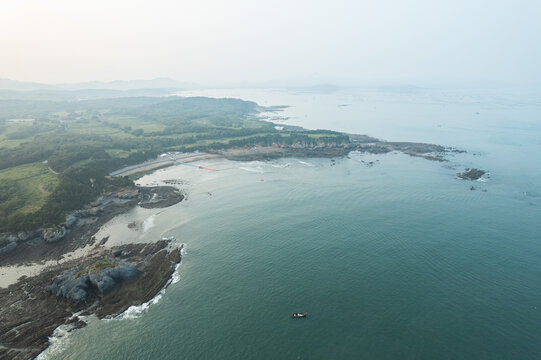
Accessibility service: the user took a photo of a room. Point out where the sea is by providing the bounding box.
[41,86,541,359]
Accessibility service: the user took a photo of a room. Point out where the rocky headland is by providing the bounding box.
[217,137,460,162]
[0,185,184,360]
[0,240,181,360]
[0,135,472,360]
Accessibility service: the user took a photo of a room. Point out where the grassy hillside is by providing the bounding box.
[0,94,349,233]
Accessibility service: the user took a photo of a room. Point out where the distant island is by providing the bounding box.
[0,90,459,359]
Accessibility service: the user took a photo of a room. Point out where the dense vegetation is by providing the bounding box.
[0,93,349,233]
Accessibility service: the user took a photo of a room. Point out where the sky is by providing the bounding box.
[1,0,540,86]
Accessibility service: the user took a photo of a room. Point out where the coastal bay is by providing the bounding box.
[1,87,540,359]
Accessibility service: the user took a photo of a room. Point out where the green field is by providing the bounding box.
[0,94,349,232]
[0,162,59,221]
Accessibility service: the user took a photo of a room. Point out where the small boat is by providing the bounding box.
[291,312,307,318]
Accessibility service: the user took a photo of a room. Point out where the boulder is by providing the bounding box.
[0,233,18,243]
[0,240,17,255]
[65,214,78,228]
[0,233,18,254]
[88,272,117,294]
[48,268,92,303]
[17,230,41,242]
[48,262,141,301]
[43,227,67,243]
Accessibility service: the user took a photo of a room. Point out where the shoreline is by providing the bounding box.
[1,240,182,360]
[0,140,461,359]
[0,186,185,359]
[0,140,456,284]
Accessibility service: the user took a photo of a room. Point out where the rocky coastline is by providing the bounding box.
[0,185,184,360]
[216,139,460,162]
[0,186,183,265]
[0,240,181,360]
[0,138,472,360]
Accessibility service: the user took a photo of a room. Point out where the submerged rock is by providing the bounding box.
[457,168,486,181]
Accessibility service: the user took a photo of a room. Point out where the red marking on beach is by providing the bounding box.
[197,165,218,171]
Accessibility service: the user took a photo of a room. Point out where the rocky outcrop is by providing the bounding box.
[65,214,78,228]
[0,231,42,255]
[218,141,455,162]
[43,226,67,243]
[457,168,487,180]
[0,237,17,255]
[0,186,185,266]
[48,262,141,303]
[138,186,185,209]
[0,240,181,360]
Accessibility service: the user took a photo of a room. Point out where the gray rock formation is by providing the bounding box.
[65,214,78,228]
[43,227,67,243]
[0,234,18,254]
[48,262,142,303]
[47,268,91,303]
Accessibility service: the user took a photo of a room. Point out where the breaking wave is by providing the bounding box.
[36,312,88,360]
[271,162,291,168]
[297,160,315,167]
[238,166,265,174]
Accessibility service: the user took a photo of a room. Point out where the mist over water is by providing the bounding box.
[50,88,541,359]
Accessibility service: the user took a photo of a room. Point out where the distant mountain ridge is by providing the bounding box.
[0,77,188,91]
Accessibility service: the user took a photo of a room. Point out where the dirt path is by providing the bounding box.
[37,184,48,196]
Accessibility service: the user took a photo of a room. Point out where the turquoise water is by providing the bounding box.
[49,88,541,359]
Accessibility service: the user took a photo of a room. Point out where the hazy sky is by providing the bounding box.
[1,0,540,85]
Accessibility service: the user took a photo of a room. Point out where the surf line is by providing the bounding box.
[172,159,218,171]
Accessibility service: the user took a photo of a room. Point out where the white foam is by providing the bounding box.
[38,244,184,358]
[297,160,315,167]
[111,245,184,320]
[142,215,156,232]
[113,290,165,320]
[171,262,182,284]
[238,166,265,174]
[271,162,291,168]
[36,318,79,359]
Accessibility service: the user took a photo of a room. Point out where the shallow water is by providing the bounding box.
[48,87,541,359]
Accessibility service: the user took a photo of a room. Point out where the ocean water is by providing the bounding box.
[46,87,541,359]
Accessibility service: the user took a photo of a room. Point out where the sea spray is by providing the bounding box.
[112,244,184,320]
[36,312,89,360]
